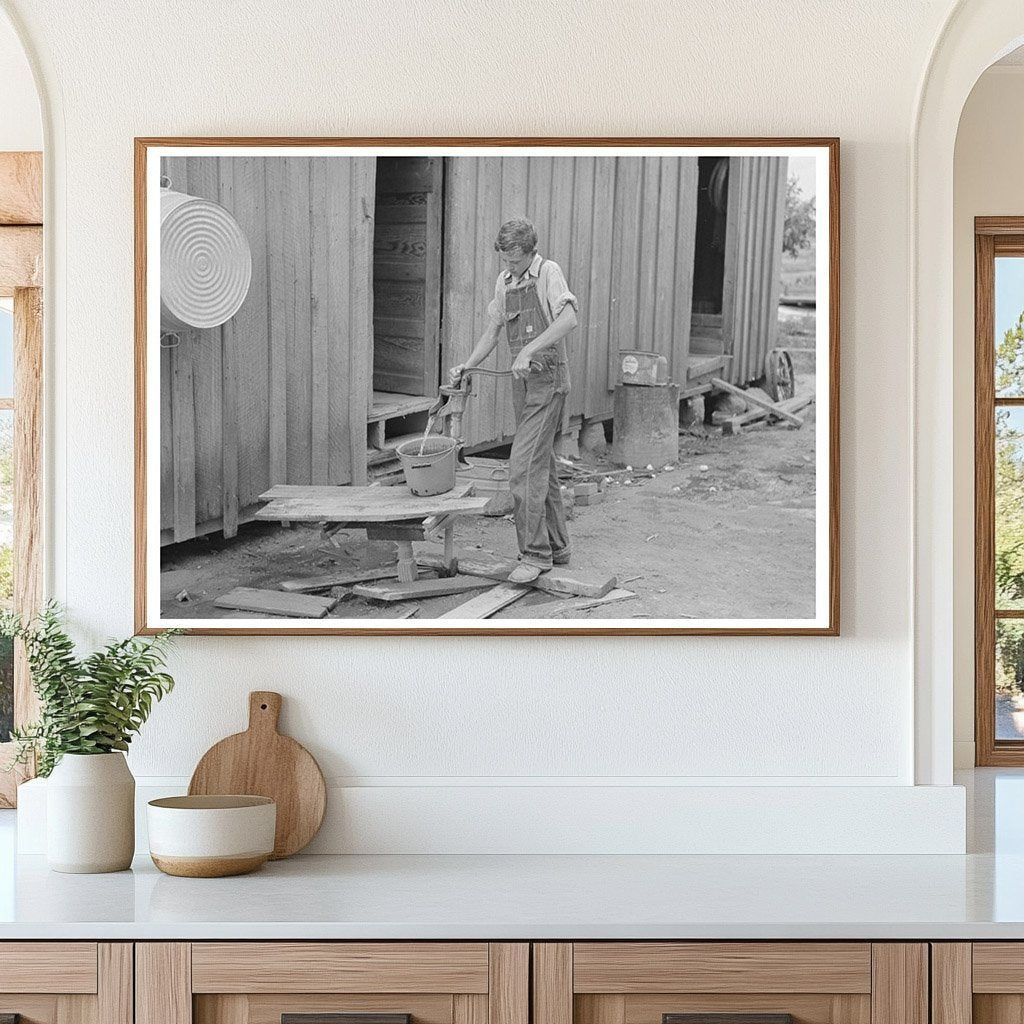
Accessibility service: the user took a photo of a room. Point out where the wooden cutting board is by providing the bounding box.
[188,691,327,859]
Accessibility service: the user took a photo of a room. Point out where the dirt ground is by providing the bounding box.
[161,373,818,623]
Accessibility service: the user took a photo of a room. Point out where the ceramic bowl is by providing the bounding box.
[147,795,276,877]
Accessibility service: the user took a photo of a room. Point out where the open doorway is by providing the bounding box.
[367,156,445,461]
[371,156,444,401]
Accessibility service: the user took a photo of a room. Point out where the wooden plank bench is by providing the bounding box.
[256,483,491,583]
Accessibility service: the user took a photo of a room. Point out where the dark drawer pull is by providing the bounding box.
[1,1016,21,1024]
[283,1016,411,1024]
[665,1016,794,1024]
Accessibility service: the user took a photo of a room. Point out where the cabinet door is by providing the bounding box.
[533,944,928,1024]
[0,943,131,1024]
[941,943,1024,1024]
[137,943,527,1024]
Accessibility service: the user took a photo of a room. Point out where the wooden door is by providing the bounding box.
[939,943,1024,1024]
[372,157,444,397]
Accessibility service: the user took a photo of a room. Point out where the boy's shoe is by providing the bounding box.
[509,563,546,584]
[552,547,572,565]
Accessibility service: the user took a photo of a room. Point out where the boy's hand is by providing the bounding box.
[511,352,534,378]
[448,363,467,385]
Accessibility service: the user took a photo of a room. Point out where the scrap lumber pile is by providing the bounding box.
[710,378,815,436]
[216,554,628,622]
[344,552,625,620]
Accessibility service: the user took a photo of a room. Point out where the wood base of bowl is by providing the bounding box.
[151,853,268,878]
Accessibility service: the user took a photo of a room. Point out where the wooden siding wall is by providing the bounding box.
[159,156,375,544]
[724,156,788,385]
[441,157,700,448]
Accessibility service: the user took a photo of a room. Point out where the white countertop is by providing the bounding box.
[1,769,1022,941]
[0,849,1023,940]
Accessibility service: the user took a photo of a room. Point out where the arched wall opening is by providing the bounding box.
[952,47,1024,768]
[914,1,1024,785]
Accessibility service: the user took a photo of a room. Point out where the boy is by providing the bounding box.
[449,219,579,584]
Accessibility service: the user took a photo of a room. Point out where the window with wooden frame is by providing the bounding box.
[975,217,1024,764]
[0,151,44,806]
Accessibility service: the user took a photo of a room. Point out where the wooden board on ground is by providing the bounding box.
[711,377,804,427]
[438,582,529,619]
[351,575,493,602]
[214,587,338,618]
[279,567,400,592]
[528,588,637,618]
[417,553,616,598]
[256,483,490,523]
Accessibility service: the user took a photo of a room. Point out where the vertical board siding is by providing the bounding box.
[440,157,479,439]
[567,158,595,423]
[160,155,375,542]
[327,157,354,486]
[442,156,703,447]
[184,156,225,528]
[309,159,332,484]
[349,157,375,484]
[475,158,503,437]
[586,158,616,420]
[229,158,270,526]
[672,158,699,381]
[726,156,787,385]
[498,158,528,438]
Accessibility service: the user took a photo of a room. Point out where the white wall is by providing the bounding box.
[0,10,39,151]
[1,0,973,852]
[952,65,1024,767]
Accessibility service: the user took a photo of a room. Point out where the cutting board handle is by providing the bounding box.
[248,691,282,734]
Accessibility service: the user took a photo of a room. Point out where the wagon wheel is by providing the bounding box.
[764,348,795,403]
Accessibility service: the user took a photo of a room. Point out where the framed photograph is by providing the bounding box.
[135,137,838,635]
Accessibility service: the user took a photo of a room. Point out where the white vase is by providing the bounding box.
[46,752,135,873]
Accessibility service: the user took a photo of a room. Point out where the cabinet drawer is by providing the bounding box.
[534,944,926,1024]
[0,943,130,1024]
[0,942,99,993]
[191,944,490,993]
[138,943,528,1024]
[572,944,872,994]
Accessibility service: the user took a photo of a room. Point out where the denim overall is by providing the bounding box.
[504,266,570,568]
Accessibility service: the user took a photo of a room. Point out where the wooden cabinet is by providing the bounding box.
[0,938,952,1024]
[532,944,929,1024]
[136,944,528,1024]
[0,943,132,1024]
[933,943,1023,1024]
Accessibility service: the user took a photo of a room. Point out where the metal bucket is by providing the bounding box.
[160,187,252,331]
[395,437,458,496]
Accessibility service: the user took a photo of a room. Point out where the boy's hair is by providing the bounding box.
[494,219,538,255]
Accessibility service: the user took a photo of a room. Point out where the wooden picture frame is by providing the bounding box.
[0,151,44,804]
[975,216,1024,764]
[135,137,839,635]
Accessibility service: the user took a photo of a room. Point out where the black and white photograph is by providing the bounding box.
[136,140,837,634]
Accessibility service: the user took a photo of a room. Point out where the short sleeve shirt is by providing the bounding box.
[486,253,579,327]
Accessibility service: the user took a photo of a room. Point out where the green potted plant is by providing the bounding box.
[2,603,179,873]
